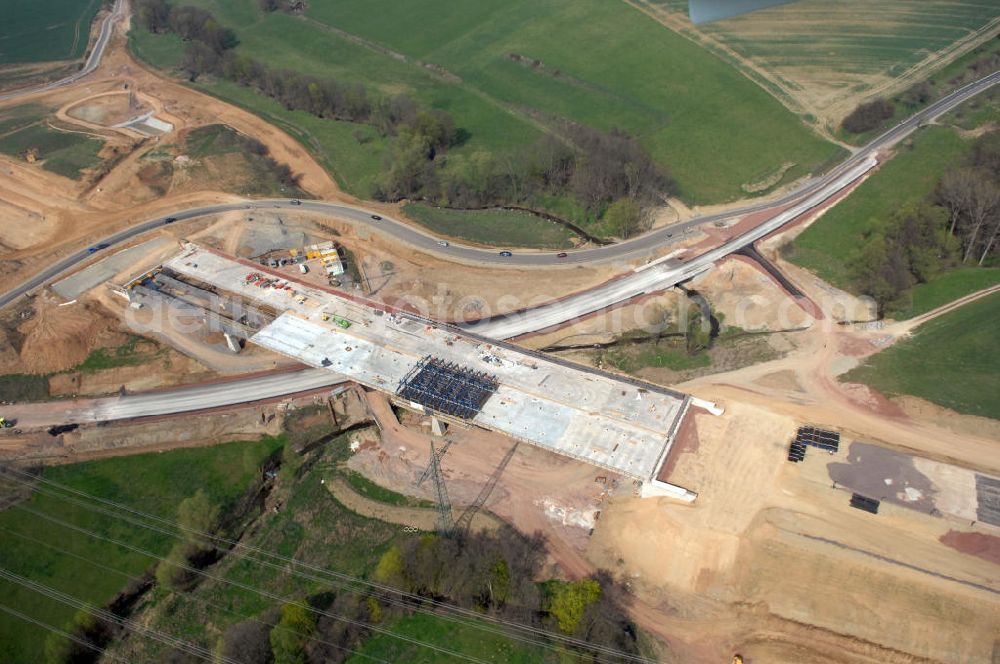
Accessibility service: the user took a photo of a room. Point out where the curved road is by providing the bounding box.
[2,71,997,315]
[0,0,123,103]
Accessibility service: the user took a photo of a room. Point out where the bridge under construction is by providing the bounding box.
[159,243,699,500]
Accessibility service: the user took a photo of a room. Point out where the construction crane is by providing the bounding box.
[415,439,454,488]
[428,440,454,535]
[453,442,519,536]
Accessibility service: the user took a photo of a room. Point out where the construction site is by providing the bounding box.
[1,5,999,659]
[124,243,701,500]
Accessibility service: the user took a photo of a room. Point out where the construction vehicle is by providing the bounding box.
[731,655,743,664]
[0,416,15,428]
[332,316,351,329]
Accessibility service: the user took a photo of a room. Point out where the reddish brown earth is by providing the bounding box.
[940,530,1000,566]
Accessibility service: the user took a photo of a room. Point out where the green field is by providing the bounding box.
[345,612,546,664]
[96,427,551,662]
[787,126,971,289]
[599,339,711,374]
[132,0,839,204]
[129,22,390,198]
[0,0,103,64]
[887,267,1000,319]
[944,85,1000,131]
[403,204,576,249]
[0,437,285,662]
[0,121,104,179]
[0,373,50,402]
[73,336,165,373]
[645,0,1000,135]
[843,292,1000,418]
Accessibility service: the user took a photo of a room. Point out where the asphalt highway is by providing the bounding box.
[0,0,123,103]
[0,33,997,426]
[3,71,997,317]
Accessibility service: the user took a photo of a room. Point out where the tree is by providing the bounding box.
[547,578,602,634]
[217,614,275,664]
[603,197,645,239]
[841,98,894,134]
[373,544,405,584]
[270,603,316,664]
[135,0,171,32]
[177,488,220,536]
[156,490,219,591]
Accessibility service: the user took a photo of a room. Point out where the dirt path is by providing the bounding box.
[325,477,501,533]
[886,283,1000,336]
[681,271,1000,474]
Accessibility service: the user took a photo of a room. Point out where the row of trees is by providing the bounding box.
[376,126,670,238]
[136,0,671,239]
[136,0,236,53]
[136,0,458,153]
[212,528,641,664]
[851,132,1000,310]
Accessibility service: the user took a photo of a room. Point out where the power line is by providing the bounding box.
[0,567,233,663]
[0,602,132,664]
[0,525,391,664]
[0,466,653,663]
[3,500,492,664]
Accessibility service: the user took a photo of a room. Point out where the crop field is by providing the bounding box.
[403,204,576,249]
[135,0,838,204]
[0,437,285,662]
[0,121,104,179]
[640,0,1000,128]
[787,126,969,290]
[844,292,1000,419]
[0,0,102,64]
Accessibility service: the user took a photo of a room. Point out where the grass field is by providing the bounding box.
[0,373,50,402]
[887,268,1000,319]
[787,126,970,290]
[843,292,1000,418]
[403,204,576,249]
[73,336,165,373]
[341,469,434,509]
[0,437,285,662]
[126,21,390,198]
[646,0,1000,129]
[598,338,711,374]
[345,612,547,664]
[944,85,1000,131]
[0,121,103,179]
[0,0,103,64]
[131,0,838,204]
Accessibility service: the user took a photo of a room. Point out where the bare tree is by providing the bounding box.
[961,175,1000,263]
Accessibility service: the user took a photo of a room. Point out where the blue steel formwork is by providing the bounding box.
[397,356,499,420]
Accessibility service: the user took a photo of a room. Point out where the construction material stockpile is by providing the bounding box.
[786,425,840,463]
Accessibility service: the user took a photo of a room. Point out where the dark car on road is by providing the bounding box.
[557,252,568,258]
[371,214,382,221]
[87,243,110,253]
[290,199,302,205]
[499,251,512,257]
[164,217,177,224]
